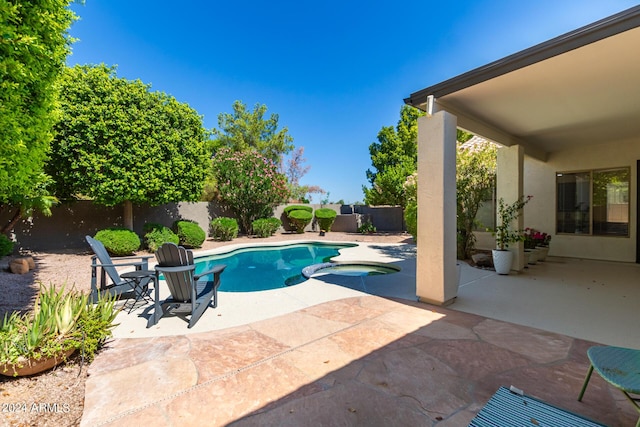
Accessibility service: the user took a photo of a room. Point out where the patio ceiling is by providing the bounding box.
[404,6,640,161]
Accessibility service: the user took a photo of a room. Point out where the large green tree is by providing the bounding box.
[364,105,473,207]
[456,140,497,259]
[0,0,77,233]
[48,64,210,229]
[212,100,294,164]
[363,105,423,207]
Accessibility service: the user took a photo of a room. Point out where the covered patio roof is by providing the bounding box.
[404,5,640,161]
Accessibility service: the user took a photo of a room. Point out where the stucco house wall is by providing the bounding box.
[521,138,638,262]
[475,137,638,262]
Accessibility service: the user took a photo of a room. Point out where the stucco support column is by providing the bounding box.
[416,111,458,306]
[496,145,525,272]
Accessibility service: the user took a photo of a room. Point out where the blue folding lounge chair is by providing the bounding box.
[86,235,153,305]
[148,243,226,328]
[578,345,640,427]
[469,386,606,426]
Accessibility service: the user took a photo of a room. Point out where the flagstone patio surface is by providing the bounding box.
[81,295,637,426]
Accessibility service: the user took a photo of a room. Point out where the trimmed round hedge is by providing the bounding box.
[94,228,141,256]
[143,223,179,252]
[283,205,312,215]
[288,209,313,233]
[173,220,206,248]
[314,208,337,232]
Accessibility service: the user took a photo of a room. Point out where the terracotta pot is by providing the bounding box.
[0,349,75,377]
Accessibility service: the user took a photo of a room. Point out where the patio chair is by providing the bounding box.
[470,386,606,426]
[86,235,154,306]
[578,345,640,427]
[148,242,226,328]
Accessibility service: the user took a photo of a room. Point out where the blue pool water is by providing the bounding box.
[194,243,356,292]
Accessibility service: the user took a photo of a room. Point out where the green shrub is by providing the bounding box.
[283,205,312,215]
[357,219,377,234]
[173,220,206,248]
[288,209,313,233]
[314,208,337,232]
[210,217,238,241]
[143,223,179,252]
[0,285,118,375]
[94,228,141,256]
[252,217,281,238]
[0,235,14,257]
[404,202,417,242]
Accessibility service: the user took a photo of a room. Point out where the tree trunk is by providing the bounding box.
[1,208,22,235]
[123,200,134,230]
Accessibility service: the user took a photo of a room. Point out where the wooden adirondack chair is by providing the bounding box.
[86,235,153,304]
[148,243,226,328]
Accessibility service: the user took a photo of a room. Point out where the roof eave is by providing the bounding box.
[404,5,640,110]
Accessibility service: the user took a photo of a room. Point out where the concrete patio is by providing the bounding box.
[81,242,639,426]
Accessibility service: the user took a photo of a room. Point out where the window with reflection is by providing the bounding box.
[556,168,629,236]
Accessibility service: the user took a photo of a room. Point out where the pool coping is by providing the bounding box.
[110,240,416,339]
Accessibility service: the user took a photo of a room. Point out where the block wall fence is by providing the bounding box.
[0,201,405,251]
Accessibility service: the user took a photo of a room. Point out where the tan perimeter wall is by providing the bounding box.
[1,202,405,252]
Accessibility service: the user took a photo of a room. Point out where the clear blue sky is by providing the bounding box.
[66,1,637,204]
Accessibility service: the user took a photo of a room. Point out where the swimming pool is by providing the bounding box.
[194,243,357,292]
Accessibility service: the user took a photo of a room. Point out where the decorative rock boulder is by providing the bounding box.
[10,259,29,274]
[472,253,492,268]
[8,257,35,274]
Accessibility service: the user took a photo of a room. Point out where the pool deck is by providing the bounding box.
[81,238,639,426]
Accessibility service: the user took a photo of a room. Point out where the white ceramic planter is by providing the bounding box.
[492,249,513,275]
[536,246,549,261]
[526,249,538,265]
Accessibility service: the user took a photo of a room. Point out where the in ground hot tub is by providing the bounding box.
[302,262,399,278]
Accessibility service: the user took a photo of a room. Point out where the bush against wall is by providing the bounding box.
[210,217,239,241]
[314,208,337,232]
[143,223,179,252]
[288,209,313,233]
[252,218,281,238]
[173,220,206,248]
[211,149,289,234]
[94,228,141,256]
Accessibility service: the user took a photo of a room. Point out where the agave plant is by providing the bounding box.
[0,284,118,376]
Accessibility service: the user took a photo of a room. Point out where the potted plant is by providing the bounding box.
[491,196,531,274]
[0,285,118,377]
[534,230,551,261]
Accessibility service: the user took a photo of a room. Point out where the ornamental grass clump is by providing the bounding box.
[314,208,337,232]
[210,217,239,241]
[94,228,141,256]
[0,285,118,376]
[252,217,281,237]
[173,220,206,248]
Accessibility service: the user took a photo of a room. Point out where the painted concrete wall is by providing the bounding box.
[1,202,404,252]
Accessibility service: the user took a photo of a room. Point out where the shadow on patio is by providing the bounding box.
[81,295,637,426]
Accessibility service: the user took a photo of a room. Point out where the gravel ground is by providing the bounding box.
[0,231,413,427]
